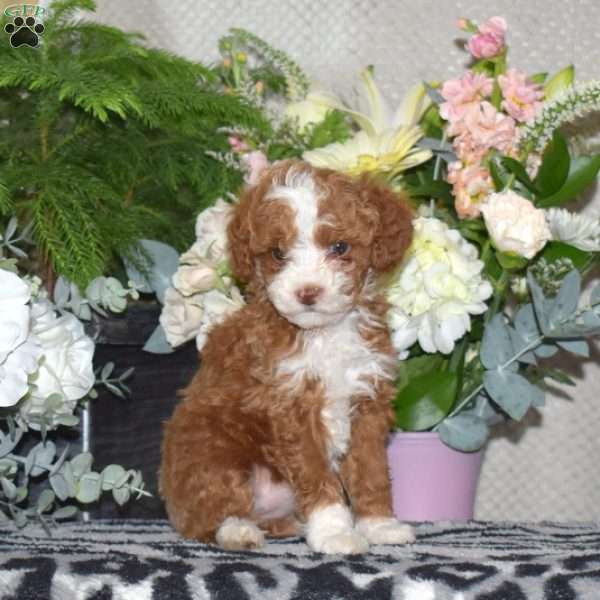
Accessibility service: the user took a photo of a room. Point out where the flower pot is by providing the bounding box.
[387,431,484,521]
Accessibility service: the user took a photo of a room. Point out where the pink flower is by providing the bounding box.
[241,151,269,185]
[467,16,507,59]
[498,68,544,122]
[228,136,249,153]
[448,162,494,219]
[460,101,517,155]
[440,71,493,123]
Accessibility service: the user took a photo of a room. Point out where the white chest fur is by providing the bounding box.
[276,309,395,466]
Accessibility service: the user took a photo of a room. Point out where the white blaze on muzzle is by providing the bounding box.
[265,169,353,329]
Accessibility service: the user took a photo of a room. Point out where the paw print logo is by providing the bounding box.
[4,16,45,48]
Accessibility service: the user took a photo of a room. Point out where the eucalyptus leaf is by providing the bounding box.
[395,371,457,431]
[423,81,444,104]
[36,489,55,514]
[527,272,550,333]
[76,472,103,504]
[534,129,570,198]
[143,323,174,354]
[70,452,93,479]
[52,505,79,521]
[102,465,127,491]
[1,476,17,500]
[49,472,70,501]
[113,487,131,506]
[549,270,580,327]
[123,239,179,303]
[534,343,559,358]
[480,314,513,369]
[438,414,489,452]
[591,284,600,306]
[557,339,590,357]
[484,370,543,420]
[28,441,56,477]
[0,428,23,459]
[100,361,115,380]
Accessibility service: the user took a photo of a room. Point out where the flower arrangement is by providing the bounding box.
[159,17,600,452]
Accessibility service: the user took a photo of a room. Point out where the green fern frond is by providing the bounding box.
[0,179,13,215]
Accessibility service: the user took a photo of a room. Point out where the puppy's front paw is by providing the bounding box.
[310,529,369,555]
[306,503,369,555]
[215,517,265,550]
[356,517,416,545]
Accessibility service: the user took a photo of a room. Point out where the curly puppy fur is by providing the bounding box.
[159,161,415,554]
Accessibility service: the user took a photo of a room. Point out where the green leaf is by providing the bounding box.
[538,155,600,207]
[438,414,489,452]
[534,130,570,198]
[484,370,543,419]
[534,342,559,358]
[540,242,590,270]
[27,441,56,477]
[544,65,574,100]
[527,272,551,333]
[0,429,23,459]
[495,251,528,271]
[112,486,131,506]
[489,154,510,191]
[394,371,457,431]
[514,304,541,343]
[500,156,538,193]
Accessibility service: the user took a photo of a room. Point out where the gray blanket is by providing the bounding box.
[1,520,599,599]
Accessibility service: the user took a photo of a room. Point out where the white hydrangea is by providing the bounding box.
[545,207,600,252]
[387,217,493,356]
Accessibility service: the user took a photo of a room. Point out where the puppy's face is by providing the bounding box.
[228,161,413,329]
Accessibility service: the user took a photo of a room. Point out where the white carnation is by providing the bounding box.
[159,287,204,348]
[481,191,551,259]
[195,287,245,352]
[387,217,493,356]
[545,207,600,252]
[191,198,234,264]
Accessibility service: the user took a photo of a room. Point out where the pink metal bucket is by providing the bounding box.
[387,431,484,521]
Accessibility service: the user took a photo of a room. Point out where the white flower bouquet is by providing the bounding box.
[0,223,148,529]
[156,17,600,452]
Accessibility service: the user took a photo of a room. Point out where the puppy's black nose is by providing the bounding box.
[295,285,323,306]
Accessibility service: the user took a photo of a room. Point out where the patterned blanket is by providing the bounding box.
[1,520,600,599]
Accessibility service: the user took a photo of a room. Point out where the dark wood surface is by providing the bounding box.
[88,303,199,519]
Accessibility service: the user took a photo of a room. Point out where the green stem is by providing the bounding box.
[485,270,509,325]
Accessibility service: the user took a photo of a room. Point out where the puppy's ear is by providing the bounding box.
[227,187,255,283]
[359,177,414,272]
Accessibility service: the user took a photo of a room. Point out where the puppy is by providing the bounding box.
[159,160,414,554]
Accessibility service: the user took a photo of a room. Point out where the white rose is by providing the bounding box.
[285,87,339,131]
[0,270,41,408]
[29,299,95,406]
[159,287,204,347]
[481,191,551,259]
[192,199,234,263]
[196,287,245,351]
[172,262,218,296]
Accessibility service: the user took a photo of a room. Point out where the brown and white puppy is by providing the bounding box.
[159,160,414,554]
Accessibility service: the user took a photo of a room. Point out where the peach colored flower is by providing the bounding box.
[467,16,507,59]
[460,101,517,155]
[440,71,493,123]
[448,162,494,219]
[498,68,544,122]
[481,191,551,258]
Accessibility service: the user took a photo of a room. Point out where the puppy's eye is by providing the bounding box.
[329,241,350,257]
[271,247,286,261]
